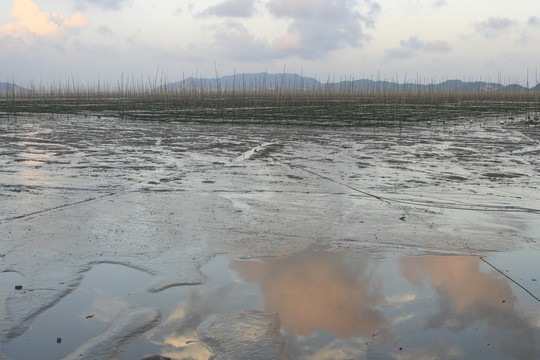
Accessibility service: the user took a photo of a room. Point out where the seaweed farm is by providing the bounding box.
[1,78,540,359]
[2,76,540,125]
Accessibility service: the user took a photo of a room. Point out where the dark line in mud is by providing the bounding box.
[0,193,117,223]
[381,197,540,214]
[292,165,390,203]
[1,184,119,192]
[291,164,540,214]
[25,288,63,292]
[480,257,540,303]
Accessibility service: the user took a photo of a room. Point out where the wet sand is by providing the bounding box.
[0,114,539,359]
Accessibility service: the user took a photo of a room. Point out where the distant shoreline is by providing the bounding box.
[2,72,540,93]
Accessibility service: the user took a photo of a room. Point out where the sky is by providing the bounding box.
[1,0,540,86]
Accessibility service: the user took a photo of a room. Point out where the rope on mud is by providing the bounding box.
[0,193,117,223]
[377,196,540,215]
[290,164,540,215]
[480,257,540,303]
[294,165,390,204]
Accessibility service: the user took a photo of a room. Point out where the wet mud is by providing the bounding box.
[0,114,539,359]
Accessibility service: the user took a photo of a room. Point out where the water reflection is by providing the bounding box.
[231,249,387,339]
[401,256,539,360]
[15,150,56,187]
[2,249,539,359]
[402,256,514,320]
[228,249,540,360]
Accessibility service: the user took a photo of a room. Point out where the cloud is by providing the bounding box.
[175,3,195,15]
[97,25,113,36]
[528,16,540,27]
[424,40,451,52]
[385,47,415,60]
[198,0,381,61]
[210,21,274,61]
[400,35,424,50]
[404,0,447,10]
[199,0,258,18]
[265,0,381,59]
[272,33,302,53]
[74,0,132,11]
[0,0,89,42]
[386,35,451,60]
[475,17,517,38]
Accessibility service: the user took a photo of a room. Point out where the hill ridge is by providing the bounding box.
[160,73,538,92]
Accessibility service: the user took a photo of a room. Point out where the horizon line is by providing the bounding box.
[2,71,540,90]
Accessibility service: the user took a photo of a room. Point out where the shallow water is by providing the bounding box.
[0,114,539,359]
[2,247,540,359]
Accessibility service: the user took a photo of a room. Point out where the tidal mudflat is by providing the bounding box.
[0,114,539,359]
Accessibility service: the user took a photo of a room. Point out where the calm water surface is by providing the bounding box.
[2,246,539,360]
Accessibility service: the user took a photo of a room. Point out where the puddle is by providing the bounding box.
[1,264,157,359]
[482,249,540,301]
[0,271,24,290]
[2,248,539,359]
[229,248,540,359]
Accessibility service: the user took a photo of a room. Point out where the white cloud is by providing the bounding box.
[475,17,517,38]
[199,0,258,18]
[400,35,424,50]
[385,47,414,60]
[528,16,540,27]
[97,25,113,36]
[75,0,132,11]
[424,40,451,52]
[209,21,274,61]
[199,0,382,61]
[265,0,381,59]
[401,0,447,11]
[386,35,451,60]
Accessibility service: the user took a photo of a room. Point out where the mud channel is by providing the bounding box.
[0,114,539,359]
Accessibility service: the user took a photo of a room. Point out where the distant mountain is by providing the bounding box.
[532,83,540,92]
[501,84,527,91]
[335,79,511,92]
[1,77,537,94]
[312,78,529,92]
[160,73,321,91]
[0,82,26,91]
[161,73,537,93]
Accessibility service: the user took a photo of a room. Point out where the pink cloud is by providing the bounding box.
[0,0,89,41]
[272,33,303,52]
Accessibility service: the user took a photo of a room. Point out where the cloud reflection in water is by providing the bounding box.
[227,249,539,359]
[146,249,539,359]
[400,255,540,360]
[230,249,387,338]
